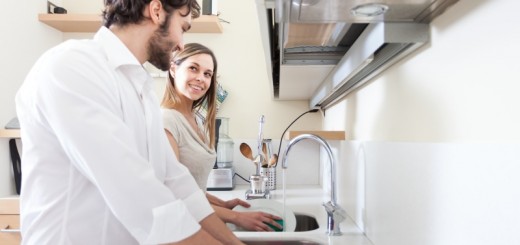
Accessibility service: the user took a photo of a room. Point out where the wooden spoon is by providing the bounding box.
[268,154,278,168]
[239,143,254,161]
[262,142,268,165]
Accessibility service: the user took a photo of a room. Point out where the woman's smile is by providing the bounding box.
[188,82,205,94]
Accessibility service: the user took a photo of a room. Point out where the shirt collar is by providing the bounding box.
[94,26,154,94]
[94,26,141,69]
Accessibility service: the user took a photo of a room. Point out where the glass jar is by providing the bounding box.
[216,117,234,168]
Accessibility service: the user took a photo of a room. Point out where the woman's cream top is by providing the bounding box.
[162,109,216,189]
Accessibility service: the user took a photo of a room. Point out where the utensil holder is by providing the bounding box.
[260,167,276,190]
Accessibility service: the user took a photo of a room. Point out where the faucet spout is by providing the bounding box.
[281,134,344,236]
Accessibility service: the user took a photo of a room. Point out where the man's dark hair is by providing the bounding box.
[102,0,201,28]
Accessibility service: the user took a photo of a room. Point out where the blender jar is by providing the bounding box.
[216,117,234,168]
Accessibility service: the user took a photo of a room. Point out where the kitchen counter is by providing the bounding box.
[209,185,373,245]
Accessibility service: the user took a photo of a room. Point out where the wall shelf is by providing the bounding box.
[38,14,223,33]
[0,129,20,139]
[286,131,346,140]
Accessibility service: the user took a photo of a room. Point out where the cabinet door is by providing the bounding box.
[0,215,21,245]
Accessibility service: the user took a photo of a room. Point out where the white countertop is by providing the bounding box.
[208,185,373,245]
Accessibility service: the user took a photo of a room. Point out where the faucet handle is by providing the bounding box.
[323,201,346,219]
[323,201,333,213]
[323,201,346,235]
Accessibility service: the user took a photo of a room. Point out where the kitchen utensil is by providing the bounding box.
[262,142,268,165]
[262,139,273,165]
[268,154,278,168]
[256,115,265,175]
[239,143,254,161]
[253,155,261,167]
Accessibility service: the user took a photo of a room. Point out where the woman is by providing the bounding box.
[161,43,282,231]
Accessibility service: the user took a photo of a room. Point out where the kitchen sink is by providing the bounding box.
[230,214,319,232]
[294,214,319,232]
[237,215,322,244]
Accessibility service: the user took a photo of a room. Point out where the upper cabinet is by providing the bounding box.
[38,14,223,33]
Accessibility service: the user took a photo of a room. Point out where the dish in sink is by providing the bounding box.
[231,199,296,232]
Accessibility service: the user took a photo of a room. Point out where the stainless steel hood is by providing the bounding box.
[310,22,429,108]
[280,0,458,23]
[256,0,458,107]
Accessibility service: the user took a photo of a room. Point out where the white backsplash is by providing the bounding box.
[336,141,520,245]
[229,139,321,186]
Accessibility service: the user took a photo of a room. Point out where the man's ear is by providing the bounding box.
[146,0,163,24]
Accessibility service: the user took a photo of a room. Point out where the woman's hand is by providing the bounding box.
[233,211,283,232]
[223,198,250,209]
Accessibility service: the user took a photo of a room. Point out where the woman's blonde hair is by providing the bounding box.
[161,43,218,149]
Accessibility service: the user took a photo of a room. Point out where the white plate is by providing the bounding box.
[232,199,296,232]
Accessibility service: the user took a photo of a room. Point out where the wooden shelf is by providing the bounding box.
[38,14,223,33]
[0,196,19,214]
[286,131,346,141]
[187,15,223,33]
[0,129,20,139]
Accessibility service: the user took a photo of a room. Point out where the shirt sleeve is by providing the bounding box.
[145,139,214,244]
[33,48,208,243]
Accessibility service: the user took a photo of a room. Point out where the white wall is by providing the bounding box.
[0,0,321,196]
[325,0,520,244]
[328,0,520,142]
[0,0,63,196]
[59,0,322,139]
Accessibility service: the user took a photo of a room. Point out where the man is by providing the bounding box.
[15,0,243,244]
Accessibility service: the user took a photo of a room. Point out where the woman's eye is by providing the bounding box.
[205,73,213,78]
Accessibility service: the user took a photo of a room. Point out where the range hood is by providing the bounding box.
[255,0,458,108]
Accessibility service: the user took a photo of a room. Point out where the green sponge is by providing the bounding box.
[265,219,284,232]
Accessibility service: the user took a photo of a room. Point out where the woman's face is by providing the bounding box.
[171,53,214,102]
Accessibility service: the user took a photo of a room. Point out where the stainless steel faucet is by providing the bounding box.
[281,134,346,236]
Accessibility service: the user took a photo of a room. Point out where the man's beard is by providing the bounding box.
[148,23,175,71]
